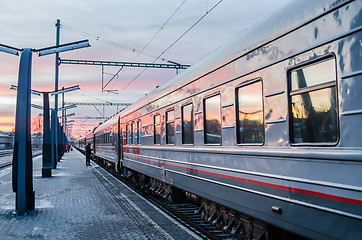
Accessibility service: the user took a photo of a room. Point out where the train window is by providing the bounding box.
[126,124,129,145]
[236,80,264,144]
[154,114,161,144]
[181,103,193,144]
[289,57,338,144]
[130,123,133,145]
[204,94,221,144]
[133,122,137,144]
[166,110,175,145]
[131,122,136,145]
[137,120,142,144]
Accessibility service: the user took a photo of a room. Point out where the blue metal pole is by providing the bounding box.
[12,48,34,215]
[57,117,61,162]
[51,109,57,169]
[54,19,60,164]
[59,123,63,158]
[42,92,52,177]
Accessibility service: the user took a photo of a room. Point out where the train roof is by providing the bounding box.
[94,115,118,133]
[102,0,347,124]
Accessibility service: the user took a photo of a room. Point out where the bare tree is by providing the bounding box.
[32,116,43,135]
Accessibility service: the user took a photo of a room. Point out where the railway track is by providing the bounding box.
[158,200,232,239]
[0,149,13,156]
[0,150,42,169]
[0,162,12,168]
[94,158,234,240]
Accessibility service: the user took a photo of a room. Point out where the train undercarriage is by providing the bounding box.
[89,152,306,240]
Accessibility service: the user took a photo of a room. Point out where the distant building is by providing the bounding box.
[0,132,14,150]
[31,133,43,151]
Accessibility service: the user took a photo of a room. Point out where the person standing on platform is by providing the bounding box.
[85,143,92,166]
[66,144,69,153]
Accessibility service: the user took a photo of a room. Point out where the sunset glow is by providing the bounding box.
[0,0,291,139]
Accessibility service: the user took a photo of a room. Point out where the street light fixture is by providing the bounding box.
[61,120,74,125]
[31,104,43,110]
[51,85,80,95]
[0,44,21,56]
[60,113,75,118]
[36,40,90,56]
[11,85,41,96]
[58,105,77,111]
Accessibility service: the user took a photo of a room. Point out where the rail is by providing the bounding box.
[0,150,42,169]
[0,149,13,156]
[80,148,226,240]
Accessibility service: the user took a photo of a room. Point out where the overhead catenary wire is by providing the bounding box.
[74,92,112,104]
[61,25,175,64]
[62,2,187,93]
[106,0,187,93]
[61,1,224,135]
[138,0,186,59]
[61,1,221,96]
[118,0,224,95]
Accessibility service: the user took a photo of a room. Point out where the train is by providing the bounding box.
[76,0,362,239]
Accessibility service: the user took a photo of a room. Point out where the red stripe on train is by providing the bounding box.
[132,157,362,206]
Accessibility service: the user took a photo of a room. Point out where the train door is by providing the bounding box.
[93,133,96,154]
[117,117,123,172]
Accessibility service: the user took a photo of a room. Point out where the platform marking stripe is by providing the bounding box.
[92,166,175,240]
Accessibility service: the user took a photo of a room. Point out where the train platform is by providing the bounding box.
[0,150,200,240]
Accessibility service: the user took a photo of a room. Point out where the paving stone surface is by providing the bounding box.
[0,150,199,240]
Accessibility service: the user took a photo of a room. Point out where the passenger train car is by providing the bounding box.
[76,0,362,239]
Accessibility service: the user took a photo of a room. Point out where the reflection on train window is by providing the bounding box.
[182,103,194,144]
[236,80,264,144]
[289,57,338,144]
[137,120,142,144]
[166,110,175,145]
[130,122,133,144]
[126,124,129,145]
[154,114,161,144]
[131,122,136,145]
[204,94,221,144]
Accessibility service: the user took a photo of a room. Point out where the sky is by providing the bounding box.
[0,0,291,138]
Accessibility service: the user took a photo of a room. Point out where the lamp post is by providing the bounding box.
[42,92,52,177]
[12,48,34,215]
[51,84,79,160]
[1,40,89,216]
[10,85,79,177]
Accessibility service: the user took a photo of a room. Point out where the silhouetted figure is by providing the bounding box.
[85,143,92,166]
